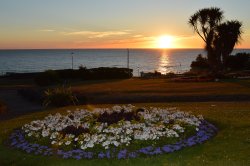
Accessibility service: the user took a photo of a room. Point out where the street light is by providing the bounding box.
[127,48,130,69]
[71,52,74,69]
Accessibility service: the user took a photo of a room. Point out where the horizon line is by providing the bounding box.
[0,47,249,51]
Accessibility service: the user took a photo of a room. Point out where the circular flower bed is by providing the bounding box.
[9,105,217,159]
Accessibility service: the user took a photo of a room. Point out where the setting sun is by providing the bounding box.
[157,35,174,48]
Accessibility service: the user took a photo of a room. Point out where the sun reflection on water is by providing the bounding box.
[157,49,170,74]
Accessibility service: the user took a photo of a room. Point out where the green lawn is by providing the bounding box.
[0,102,249,166]
[72,78,250,96]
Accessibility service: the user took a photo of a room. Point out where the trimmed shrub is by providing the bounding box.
[225,53,250,70]
[35,70,61,86]
[43,86,78,107]
[191,54,210,71]
[34,67,133,86]
[86,67,133,79]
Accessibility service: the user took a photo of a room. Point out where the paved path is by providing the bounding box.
[0,89,43,121]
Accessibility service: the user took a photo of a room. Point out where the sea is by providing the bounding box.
[0,49,249,76]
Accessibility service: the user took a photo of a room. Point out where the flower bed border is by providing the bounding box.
[8,120,217,159]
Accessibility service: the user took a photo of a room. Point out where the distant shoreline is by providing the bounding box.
[0,48,206,51]
[0,48,249,51]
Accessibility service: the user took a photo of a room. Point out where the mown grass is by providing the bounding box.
[0,102,249,166]
[72,78,250,97]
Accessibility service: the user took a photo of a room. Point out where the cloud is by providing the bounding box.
[173,35,196,40]
[64,30,130,38]
[109,35,155,45]
[39,29,56,32]
[133,35,143,38]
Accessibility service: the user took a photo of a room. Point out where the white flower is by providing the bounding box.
[113,141,120,147]
[65,141,71,145]
[51,140,57,145]
[22,105,203,150]
[80,145,87,150]
[172,124,184,133]
[42,130,49,137]
[86,141,94,148]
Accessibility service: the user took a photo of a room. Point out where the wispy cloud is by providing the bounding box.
[133,35,143,38]
[64,30,131,38]
[174,35,196,40]
[109,35,155,45]
[39,29,56,32]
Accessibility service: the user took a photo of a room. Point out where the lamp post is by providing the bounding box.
[71,52,74,69]
[127,48,130,69]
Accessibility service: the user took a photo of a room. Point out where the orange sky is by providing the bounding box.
[0,0,249,49]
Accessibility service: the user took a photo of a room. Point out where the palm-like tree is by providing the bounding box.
[214,20,243,66]
[188,7,224,68]
[189,7,243,71]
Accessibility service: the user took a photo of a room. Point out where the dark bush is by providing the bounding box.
[34,67,133,86]
[140,70,162,78]
[78,65,87,70]
[87,67,133,80]
[191,54,210,71]
[34,70,61,86]
[165,72,176,78]
[225,53,250,70]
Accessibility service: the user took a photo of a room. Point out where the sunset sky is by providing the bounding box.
[0,0,250,49]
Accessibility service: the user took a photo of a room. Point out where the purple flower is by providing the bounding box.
[172,144,182,151]
[105,150,111,159]
[84,152,93,159]
[117,149,127,159]
[73,155,82,160]
[151,147,162,155]
[63,154,70,159]
[11,140,18,146]
[98,152,106,159]
[128,152,137,158]
[162,145,174,153]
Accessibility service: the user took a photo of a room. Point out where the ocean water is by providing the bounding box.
[0,49,249,76]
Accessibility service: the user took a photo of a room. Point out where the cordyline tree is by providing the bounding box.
[189,7,243,71]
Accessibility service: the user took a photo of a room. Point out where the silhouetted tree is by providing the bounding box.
[213,20,242,67]
[188,7,224,69]
[189,7,243,71]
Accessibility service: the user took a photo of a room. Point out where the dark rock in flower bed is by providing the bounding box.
[97,108,143,125]
[61,125,90,137]
[8,120,217,159]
